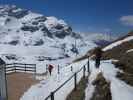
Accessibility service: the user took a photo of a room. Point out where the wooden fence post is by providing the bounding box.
[87,58,90,74]
[35,64,36,74]
[0,64,8,100]
[71,66,73,72]
[58,65,60,74]
[51,92,54,100]
[14,63,16,72]
[46,64,48,72]
[83,65,86,78]
[74,73,77,91]
[34,64,36,79]
[25,64,26,72]
[5,65,8,100]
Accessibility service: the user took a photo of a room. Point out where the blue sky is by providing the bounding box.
[0,0,133,36]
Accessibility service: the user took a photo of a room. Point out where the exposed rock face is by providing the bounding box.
[21,26,39,32]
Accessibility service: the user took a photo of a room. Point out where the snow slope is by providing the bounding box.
[20,59,88,100]
[85,60,133,100]
[103,35,133,51]
[126,49,133,53]
[21,59,133,100]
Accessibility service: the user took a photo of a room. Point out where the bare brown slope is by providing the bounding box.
[102,31,133,86]
[103,40,133,59]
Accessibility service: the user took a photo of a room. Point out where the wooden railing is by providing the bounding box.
[5,63,36,74]
[45,59,90,100]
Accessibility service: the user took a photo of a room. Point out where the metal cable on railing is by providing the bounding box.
[44,58,90,100]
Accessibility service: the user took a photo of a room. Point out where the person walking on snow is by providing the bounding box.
[48,64,54,76]
[90,47,103,68]
[94,47,103,68]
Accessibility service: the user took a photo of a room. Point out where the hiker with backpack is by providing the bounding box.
[90,47,103,68]
[95,47,103,68]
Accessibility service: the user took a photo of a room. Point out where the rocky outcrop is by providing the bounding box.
[90,73,112,100]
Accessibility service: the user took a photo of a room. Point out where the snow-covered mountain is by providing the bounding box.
[0,5,79,45]
[0,5,112,73]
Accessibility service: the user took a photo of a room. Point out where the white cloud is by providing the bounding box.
[120,15,133,26]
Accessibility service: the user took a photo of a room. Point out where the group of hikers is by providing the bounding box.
[47,47,103,76]
[47,47,103,75]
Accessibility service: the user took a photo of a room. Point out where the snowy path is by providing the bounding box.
[85,60,133,100]
[21,59,133,100]
[20,59,87,100]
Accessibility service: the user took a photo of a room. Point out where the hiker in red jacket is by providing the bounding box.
[48,64,54,76]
